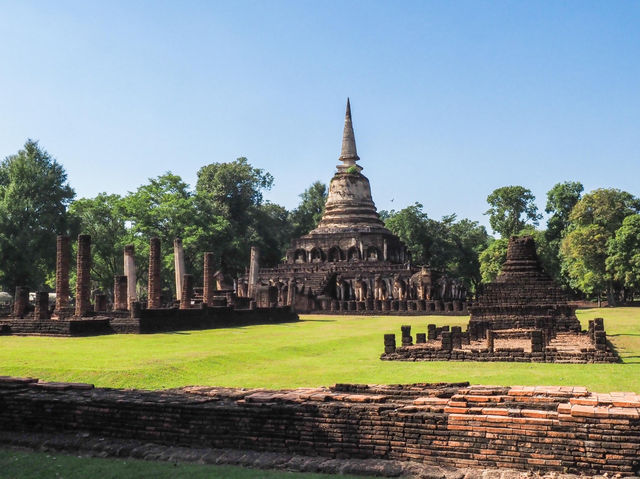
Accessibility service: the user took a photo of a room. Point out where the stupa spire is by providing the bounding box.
[338,98,361,171]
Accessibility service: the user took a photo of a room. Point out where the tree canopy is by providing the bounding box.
[0,140,75,292]
[485,186,541,238]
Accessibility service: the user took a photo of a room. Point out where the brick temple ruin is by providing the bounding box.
[0,234,297,336]
[382,236,619,363]
[239,99,468,314]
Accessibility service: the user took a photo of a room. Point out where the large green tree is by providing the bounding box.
[560,188,640,304]
[447,219,490,292]
[289,181,327,237]
[383,203,433,264]
[195,158,282,274]
[545,181,583,243]
[0,140,75,292]
[485,186,541,238]
[606,214,640,298]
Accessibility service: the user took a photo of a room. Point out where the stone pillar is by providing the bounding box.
[248,246,259,298]
[287,279,296,307]
[531,330,544,353]
[114,275,128,310]
[34,291,49,320]
[487,330,495,353]
[384,334,396,354]
[129,301,142,319]
[441,331,453,351]
[75,234,92,317]
[124,244,137,306]
[401,325,412,346]
[452,326,462,350]
[94,294,107,312]
[203,252,215,306]
[13,287,29,318]
[427,324,437,340]
[416,333,426,344]
[173,238,186,301]
[55,235,71,311]
[180,274,193,309]
[147,237,162,309]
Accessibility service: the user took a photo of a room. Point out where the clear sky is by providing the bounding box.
[1,1,638,233]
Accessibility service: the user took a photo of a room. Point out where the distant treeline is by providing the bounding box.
[1,140,639,304]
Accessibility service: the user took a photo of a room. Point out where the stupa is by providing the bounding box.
[468,235,582,332]
[239,100,467,313]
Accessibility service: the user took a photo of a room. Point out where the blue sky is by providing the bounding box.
[1,1,639,233]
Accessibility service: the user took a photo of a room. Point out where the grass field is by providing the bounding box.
[0,307,638,392]
[0,450,367,479]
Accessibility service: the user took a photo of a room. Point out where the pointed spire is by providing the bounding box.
[338,98,360,171]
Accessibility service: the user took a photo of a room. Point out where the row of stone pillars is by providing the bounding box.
[13,235,221,319]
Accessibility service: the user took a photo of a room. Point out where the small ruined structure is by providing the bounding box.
[469,236,581,332]
[240,99,467,314]
[382,235,618,363]
[0,234,297,336]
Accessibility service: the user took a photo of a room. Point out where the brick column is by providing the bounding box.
[74,234,91,317]
[147,237,162,309]
[124,244,137,306]
[34,292,50,320]
[203,252,215,306]
[180,274,193,309]
[13,287,29,318]
[55,235,70,311]
[114,275,128,310]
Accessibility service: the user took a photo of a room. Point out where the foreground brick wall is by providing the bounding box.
[0,378,638,475]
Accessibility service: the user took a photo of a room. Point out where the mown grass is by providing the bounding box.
[0,308,638,392]
[0,449,367,479]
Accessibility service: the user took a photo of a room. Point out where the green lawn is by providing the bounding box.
[0,308,638,392]
[0,450,367,479]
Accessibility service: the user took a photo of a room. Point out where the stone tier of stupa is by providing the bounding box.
[469,236,581,331]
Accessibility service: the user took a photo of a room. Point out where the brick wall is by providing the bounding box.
[0,378,638,475]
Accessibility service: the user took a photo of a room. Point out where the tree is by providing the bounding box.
[69,194,129,295]
[447,219,490,292]
[195,158,279,275]
[196,157,273,231]
[545,181,583,243]
[560,188,640,304]
[561,224,610,303]
[251,202,293,267]
[606,214,640,298]
[289,181,327,237]
[568,188,640,234]
[485,186,541,238]
[383,203,432,265]
[0,140,75,291]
